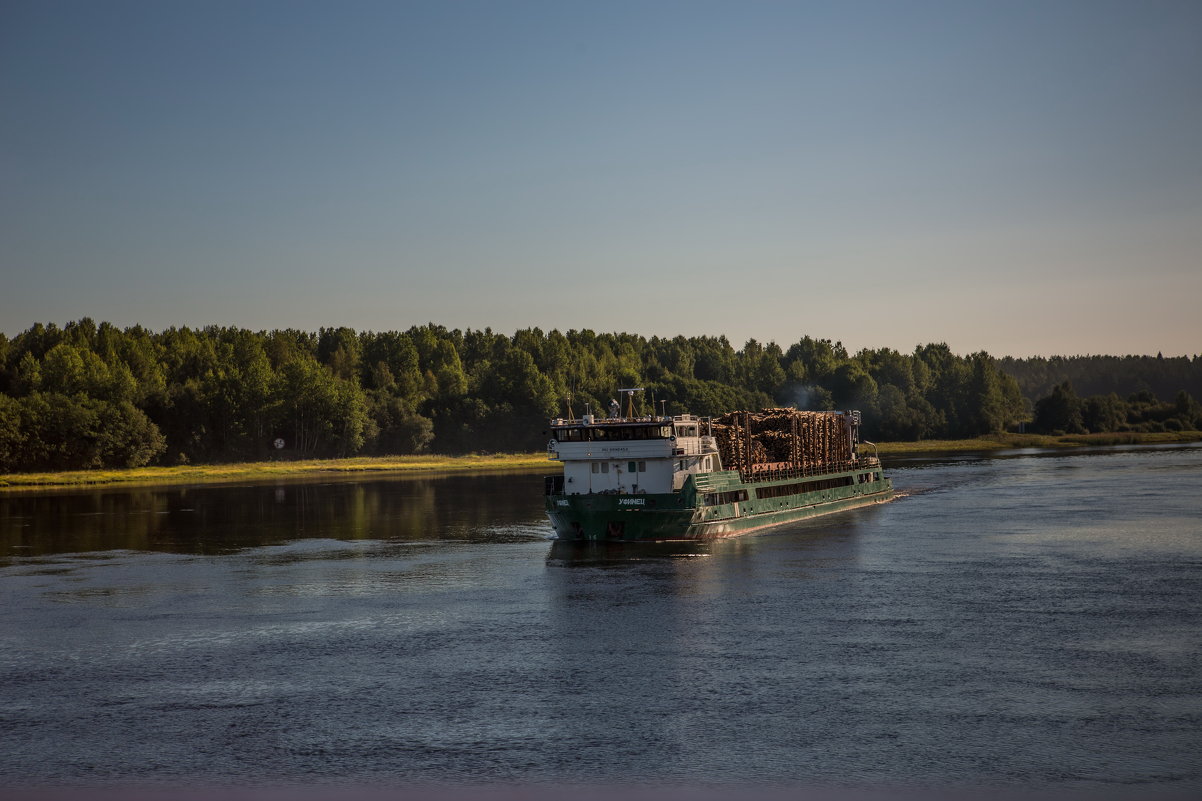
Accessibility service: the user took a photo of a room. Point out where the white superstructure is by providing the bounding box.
[547,413,722,495]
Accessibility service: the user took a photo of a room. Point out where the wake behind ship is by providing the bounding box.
[544,396,893,542]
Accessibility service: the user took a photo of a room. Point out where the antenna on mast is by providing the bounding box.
[617,387,644,418]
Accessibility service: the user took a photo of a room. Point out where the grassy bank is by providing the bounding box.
[0,453,551,491]
[3,431,1198,491]
[869,430,1202,456]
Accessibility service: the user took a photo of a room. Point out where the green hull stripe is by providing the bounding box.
[547,474,894,542]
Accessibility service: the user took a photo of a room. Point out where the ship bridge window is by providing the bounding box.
[587,425,672,440]
[554,428,583,442]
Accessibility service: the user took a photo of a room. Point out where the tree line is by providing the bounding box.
[1030,383,1202,435]
[0,319,1197,471]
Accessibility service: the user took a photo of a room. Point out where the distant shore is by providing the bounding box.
[1,431,1198,491]
[870,430,1202,456]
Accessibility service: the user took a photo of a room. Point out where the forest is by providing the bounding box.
[0,319,1199,471]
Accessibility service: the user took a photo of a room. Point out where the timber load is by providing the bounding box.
[711,408,855,475]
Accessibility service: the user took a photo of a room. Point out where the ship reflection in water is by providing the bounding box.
[546,538,715,564]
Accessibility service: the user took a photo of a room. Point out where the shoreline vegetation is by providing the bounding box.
[869,430,1202,455]
[2,431,1198,492]
[4,321,1201,476]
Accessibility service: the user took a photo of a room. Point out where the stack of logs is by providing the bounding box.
[712,408,853,473]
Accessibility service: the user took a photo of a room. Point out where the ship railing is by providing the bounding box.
[549,415,674,426]
[671,438,719,457]
[737,456,880,483]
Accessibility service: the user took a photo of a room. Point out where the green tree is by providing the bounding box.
[365,393,434,454]
[830,363,879,410]
[1082,393,1128,432]
[0,393,22,470]
[12,393,164,470]
[97,400,168,467]
[274,357,367,457]
[1033,382,1085,434]
[317,326,362,381]
[961,353,1015,435]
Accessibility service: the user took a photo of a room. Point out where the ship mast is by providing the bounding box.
[617,387,644,418]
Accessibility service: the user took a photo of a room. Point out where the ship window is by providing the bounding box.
[754,476,855,500]
[601,463,609,474]
[591,462,599,474]
[704,489,748,506]
[628,461,637,473]
[638,461,645,472]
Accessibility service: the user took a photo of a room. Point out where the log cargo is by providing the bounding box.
[711,408,854,474]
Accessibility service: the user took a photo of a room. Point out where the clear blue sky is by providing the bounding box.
[2,0,1199,357]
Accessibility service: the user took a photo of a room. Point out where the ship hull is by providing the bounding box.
[546,466,893,542]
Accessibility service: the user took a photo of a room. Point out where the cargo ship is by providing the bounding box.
[544,392,893,541]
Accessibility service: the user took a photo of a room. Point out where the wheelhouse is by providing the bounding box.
[549,423,673,442]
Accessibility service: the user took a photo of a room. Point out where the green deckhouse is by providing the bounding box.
[544,395,893,542]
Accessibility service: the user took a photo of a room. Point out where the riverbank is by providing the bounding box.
[2,431,1199,491]
[0,453,551,491]
[871,430,1202,455]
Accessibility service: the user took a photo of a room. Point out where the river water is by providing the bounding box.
[1,446,1200,790]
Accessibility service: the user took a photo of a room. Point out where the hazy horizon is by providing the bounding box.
[4,1,1200,358]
